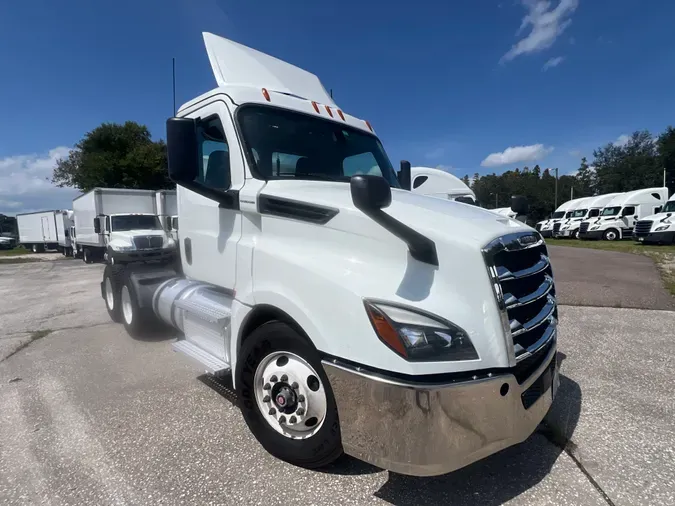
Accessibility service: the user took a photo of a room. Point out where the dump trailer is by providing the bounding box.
[100,32,559,477]
[16,210,60,253]
[73,188,175,264]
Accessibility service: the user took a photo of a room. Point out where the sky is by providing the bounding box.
[2,0,675,214]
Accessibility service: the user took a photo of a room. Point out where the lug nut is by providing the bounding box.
[263,383,271,390]
[289,416,297,424]
[291,382,299,389]
[296,408,305,416]
[268,408,276,415]
[280,374,288,382]
[279,415,286,424]
[270,375,278,383]
[263,395,270,403]
[298,394,305,403]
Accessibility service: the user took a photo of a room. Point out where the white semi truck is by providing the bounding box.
[633,192,675,244]
[536,198,584,238]
[551,197,595,238]
[557,193,622,239]
[17,210,63,253]
[73,188,176,264]
[410,167,476,204]
[100,33,559,477]
[579,187,668,241]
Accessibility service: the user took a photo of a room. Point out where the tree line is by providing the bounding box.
[466,127,675,223]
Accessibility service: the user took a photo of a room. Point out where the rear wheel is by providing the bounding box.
[236,321,342,469]
[83,248,93,264]
[603,228,620,241]
[103,265,124,323]
[120,275,156,338]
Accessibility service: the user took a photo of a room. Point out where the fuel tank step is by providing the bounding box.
[172,340,230,375]
[175,298,231,325]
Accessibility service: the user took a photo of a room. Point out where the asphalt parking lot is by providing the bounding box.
[1,254,674,506]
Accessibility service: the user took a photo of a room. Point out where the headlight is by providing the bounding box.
[364,301,478,362]
[163,237,176,248]
[655,225,670,231]
[111,243,135,252]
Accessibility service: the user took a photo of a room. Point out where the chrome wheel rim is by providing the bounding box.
[105,278,114,310]
[254,351,327,439]
[121,286,133,324]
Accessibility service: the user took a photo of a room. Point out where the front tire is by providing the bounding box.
[573,229,580,240]
[603,228,620,241]
[236,321,342,470]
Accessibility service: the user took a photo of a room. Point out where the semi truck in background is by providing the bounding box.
[551,197,595,238]
[17,210,63,253]
[634,192,675,244]
[73,188,176,264]
[557,193,622,239]
[409,166,477,204]
[536,199,578,237]
[579,187,668,241]
[99,33,559,477]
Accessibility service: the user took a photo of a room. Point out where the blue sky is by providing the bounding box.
[2,0,675,214]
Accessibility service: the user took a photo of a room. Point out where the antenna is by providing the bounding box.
[172,58,176,116]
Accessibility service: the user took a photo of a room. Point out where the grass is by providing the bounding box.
[548,238,675,296]
[0,247,31,257]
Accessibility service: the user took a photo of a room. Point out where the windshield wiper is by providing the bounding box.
[285,173,347,182]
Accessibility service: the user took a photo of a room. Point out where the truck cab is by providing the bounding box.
[580,188,668,241]
[561,193,623,239]
[537,198,581,238]
[553,197,594,238]
[103,212,175,264]
[410,166,477,204]
[100,32,559,477]
[634,193,675,244]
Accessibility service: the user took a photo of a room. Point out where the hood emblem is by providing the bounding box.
[517,234,538,247]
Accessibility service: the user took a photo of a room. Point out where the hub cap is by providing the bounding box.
[254,351,327,439]
[105,278,114,310]
[121,286,133,324]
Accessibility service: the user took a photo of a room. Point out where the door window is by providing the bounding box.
[197,116,231,190]
[622,206,636,216]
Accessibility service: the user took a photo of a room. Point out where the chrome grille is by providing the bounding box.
[483,232,558,377]
[579,222,590,234]
[133,236,163,250]
[535,223,542,231]
[634,220,653,238]
[552,222,562,235]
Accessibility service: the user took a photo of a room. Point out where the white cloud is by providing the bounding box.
[435,164,454,171]
[501,0,579,63]
[0,147,80,215]
[613,134,630,147]
[481,144,554,167]
[542,56,565,71]
[569,149,582,157]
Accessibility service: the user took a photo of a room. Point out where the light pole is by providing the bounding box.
[554,167,559,210]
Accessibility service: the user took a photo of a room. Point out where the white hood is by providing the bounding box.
[202,32,336,107]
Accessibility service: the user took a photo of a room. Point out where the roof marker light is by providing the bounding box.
[337,109,345,121]
[325,105,333,117]
[365,120,373,132]
[262,88,271,102]
[312,101,320,113]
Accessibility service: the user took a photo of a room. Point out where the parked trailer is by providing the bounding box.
[634,193,675,244]
[100,33,559,477]
[579,187,668,241]
[54,210,75,255]
[16,210,61,253]
[73,188,176,264]
[155,190,179,241]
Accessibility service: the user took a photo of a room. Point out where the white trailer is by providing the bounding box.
[579,187,668,240]
[633,193,675,244]
[72,188,175,264]
[155,190,178,240]
[16,210,61,253]
[99,33,559,477]
[53,210,75,255]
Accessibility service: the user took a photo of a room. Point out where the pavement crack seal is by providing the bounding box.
[538,421,617,506]
[2,329,53,364]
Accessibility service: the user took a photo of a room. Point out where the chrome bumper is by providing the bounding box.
[323,344,558,477]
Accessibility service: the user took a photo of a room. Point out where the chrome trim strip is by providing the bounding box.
[510,295,556,337]
[497,253,550,281]
[515,321,557,363]
[504,274,553,309]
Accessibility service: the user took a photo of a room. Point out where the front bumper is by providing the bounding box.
[579,230,603,240]
[540,230,553,238]
[109,247,176,264]
[635,231,675,244]
[323,344,559,477]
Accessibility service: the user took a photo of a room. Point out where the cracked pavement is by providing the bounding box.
[1,255,674,505]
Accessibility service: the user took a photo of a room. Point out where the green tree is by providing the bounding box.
[575,157,596,196]
[461,175,470,186]
[52,122,172,192]
[657,126,675,192]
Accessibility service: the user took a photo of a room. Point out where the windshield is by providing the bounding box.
[111,215,161,232]
[551,211,565,219]
[564,212,573,218]
[662,201,675,213]
[238,106,400,187]
[601,206,621,217]
[571,209,587,218]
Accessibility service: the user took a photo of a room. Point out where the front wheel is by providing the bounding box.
[236,322,342,469]
[603,228,620,241]
[573,229,580,240]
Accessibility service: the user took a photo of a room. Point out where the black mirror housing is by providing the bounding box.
[351,175,392,211]
[93,218,101,234]
[511,195,529,215]
[166,117,199,183]
[398,160,411,191]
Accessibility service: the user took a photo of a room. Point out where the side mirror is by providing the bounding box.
[398,160,411,191]
[93,218,101,234]
[511,195,529,215]
[166,117,199,183]
[351,175,392,211]
[655,206,662,213]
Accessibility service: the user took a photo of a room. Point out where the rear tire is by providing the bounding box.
[120,274,156,338]
[103,264,125,323]
[236,321,342,470]
[83,248,93,264]
[603,228,620,241]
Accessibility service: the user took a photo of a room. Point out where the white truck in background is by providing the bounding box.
[410,166,477,205]
[558,193,622,239]
[55,210,75,256]
[536,198,581,238]
[633,192,675,244]
[579,187,668,241]
[73,188,176,264]
[99,33,559,477]
[155,190,178,239]
[17,210,61,253]
[551,197,595,238]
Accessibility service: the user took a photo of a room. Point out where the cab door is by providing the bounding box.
[621,205,637,233]
[177,99,245,291]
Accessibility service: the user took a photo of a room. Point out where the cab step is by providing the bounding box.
[175,298,231,325]
[172,339,230,375]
